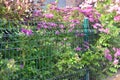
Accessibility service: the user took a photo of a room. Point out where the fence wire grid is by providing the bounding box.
[0,19,98,80]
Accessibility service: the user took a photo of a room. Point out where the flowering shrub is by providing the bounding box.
[0,0,45,20]
[0,0,120,80]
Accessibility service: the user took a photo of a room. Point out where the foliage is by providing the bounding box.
[0,0,44,20]
[0,0,120,80]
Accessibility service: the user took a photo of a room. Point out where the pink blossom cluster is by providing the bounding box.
[33,10,42,17]
[37,22,57,29]
[75,41,90,51]
[75,46,82,51]
[32,2,99,22]
[21,1,113,36]
[75,30,85,37]
[27,1,111,36]
[114,15,120,21]
[37,21,67,35]
[104,48,120,65]
[21,28,33,36]
[80,7,100,22]
[44,13,54,19]
[81,7,109,34]
[107,0,120,22]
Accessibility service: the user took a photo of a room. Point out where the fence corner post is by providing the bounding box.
[83,17,90,80]
[86,70,90,80]
[83,17,89,42]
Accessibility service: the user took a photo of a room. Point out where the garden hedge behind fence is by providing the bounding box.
[0,19,98,80]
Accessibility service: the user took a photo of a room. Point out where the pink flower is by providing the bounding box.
[75,47,82,51]
[104,28,110,34]
[88,17,94,22]
[48,22,57,27]
[44,13,54,19]
[75,31,85,37]
[59,24,64,29]
[80,33,84,36]
[114,48,120,57]
[83,44,89,49]
[82,41,90,50]
[43,25,48,29]
[93,23,102,29]
[113,58,119,65]
[21,28,33,36]
[81,7,93,14]
[99,28,110,34]
[70,19,80,24]
[49,5,56,10]
[114,15,120,21]
[105,53,112,61]
[55,30,60,35]
[104,49,112,61]
[33,10,41,17]
[75,33,85,37]
[37,23,42,30]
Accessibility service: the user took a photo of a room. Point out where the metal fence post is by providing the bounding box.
[86,70,90,80]
[83,17,90,80]
[83,17,89,42]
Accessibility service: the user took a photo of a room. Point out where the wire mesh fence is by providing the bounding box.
[0,19,98,80]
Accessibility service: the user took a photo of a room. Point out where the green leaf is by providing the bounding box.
[109,67,117,73]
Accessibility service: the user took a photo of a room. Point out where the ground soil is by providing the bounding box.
[106,70,120,80]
